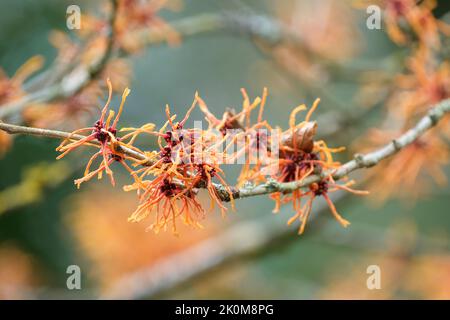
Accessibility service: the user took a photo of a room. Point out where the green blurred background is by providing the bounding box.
[0,0,449,299]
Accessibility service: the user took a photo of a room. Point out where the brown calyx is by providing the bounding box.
[281,121,317,154]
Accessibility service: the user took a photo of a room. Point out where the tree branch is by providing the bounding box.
[0,121,150,165]
[1,98,449,201]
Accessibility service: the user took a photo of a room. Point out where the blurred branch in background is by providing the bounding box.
[0,8,353,122]
[0,122,152,164]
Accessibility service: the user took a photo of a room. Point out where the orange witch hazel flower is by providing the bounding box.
[125,173,207,234]
[198,88,272,186]
[56,79,140,188]
[246,99,368,234]
[197,88,266,134]
[123,94,235,234]
[286,176,368,234]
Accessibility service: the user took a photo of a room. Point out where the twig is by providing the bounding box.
[1,98,449,201]
[0,122,150,165]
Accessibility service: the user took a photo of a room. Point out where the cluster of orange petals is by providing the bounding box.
[237,98,368,234]
[57,81,238,234]
[56,79,366,235]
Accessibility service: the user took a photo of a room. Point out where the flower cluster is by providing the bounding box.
[123,97,235,234]
[57,82,237,234]
[56,79,136,188]
[237,98,368,234]
[56,80,366,235]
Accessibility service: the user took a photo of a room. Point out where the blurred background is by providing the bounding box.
[0,0,449,299]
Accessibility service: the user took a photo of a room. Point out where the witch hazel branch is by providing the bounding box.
[1,81,449,235]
